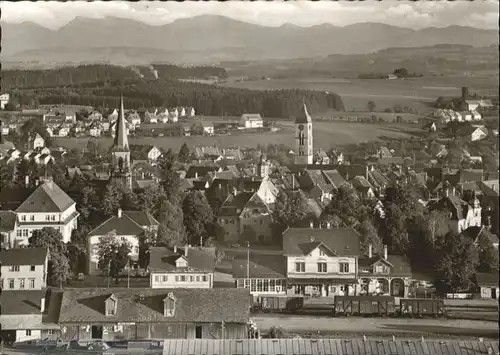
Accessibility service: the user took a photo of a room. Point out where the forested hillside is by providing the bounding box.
[4,65,345,118]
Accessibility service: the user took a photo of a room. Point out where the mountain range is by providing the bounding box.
[1,15,498,66]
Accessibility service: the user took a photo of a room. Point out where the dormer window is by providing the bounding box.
[175,256,188,268]
[164,293,176,317]
[105,294,117,316]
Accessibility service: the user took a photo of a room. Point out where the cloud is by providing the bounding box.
[1,0,498,30]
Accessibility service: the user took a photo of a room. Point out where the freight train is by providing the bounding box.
[251,295,446,318]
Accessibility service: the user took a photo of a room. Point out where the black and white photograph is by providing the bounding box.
[0,1,499,354]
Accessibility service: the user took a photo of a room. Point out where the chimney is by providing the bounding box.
[25,175,29,187]
[185,244,189,257]
[195,172,198,179]
[117,208,122,218]
[174,245,177,253]
[40,298,45,313]
[445,188,449,197]
[487,216,492,229]
[383,245,388,260]
[365,165,369,180]
[233,187,238,196]
[310,221,314,229]
[368,244,373,258]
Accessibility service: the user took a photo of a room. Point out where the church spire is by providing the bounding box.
[295,103,312,124]
[113,95,129,151]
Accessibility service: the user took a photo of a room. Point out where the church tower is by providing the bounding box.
[256,152,270,179]
[294,104,313,165]
[110,95,132,189]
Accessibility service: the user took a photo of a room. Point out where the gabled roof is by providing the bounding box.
[58,288,250,324]
[15,181,75,213]
[123,211,159,227]
[282,227,360,256]
[232,254,287,279]
[0,247,48,266]
[88,213,145,237]
[322,170,348,189]
[149,246,216,273]
[185,164,220,179]
[461,226,499,245]
[0,290,47,315]
[218,192,255,217]
[352,175,372,190]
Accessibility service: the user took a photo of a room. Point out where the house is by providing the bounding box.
[239,114,263,129]
[126,111,141,126]
[351,176,375,199]
[15,180,79,244]
[298,170,335,201]
[28,133,45,150]
[88,111,103,121]
[221,148,243,161]
[202,123,214,135]
[187,107,196,117]
[144,111,158,124]
[0,210,17,249]
[457,126,488,142]
[0,93,10,109]
[129,144,162,163]
[314,149,330,165]
[428,194,482,234]
[282,226,360,297]
[217,192,273,244]
[461,225,499,249]
[87,209,159,275]
[149,246,216,289]
[233,254,288,301]
[476,273,499,300]
[0,247,49,290]
[0,289,61,344]
[57,288,251,341]
[357,245,412,297]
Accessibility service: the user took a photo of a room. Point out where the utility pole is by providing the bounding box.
[247,241,250,290]
[127,259,130,289]
[107,259,111,288]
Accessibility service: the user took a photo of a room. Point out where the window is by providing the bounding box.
[48,330,54,336]
[30,265,36,271]
[51,215,56,221]
[19,278,25,289]
[21,215,26,221]
[9,279,15,289]
[190,276,195,282]
[317,262,327,273]
[26,330,32,336]
[9,265,20,272]
[46,215,51,221]
[23,230,29,237]
[17,230,22,237]
[250,279,257,292]
[319,249,327,256]
[30,215,35,221]
[339,262,350,273]
[202,275,208,282]
[295,262,305,272]
[257,279,263,292]
[29,279,35,289]
[263,279,269,292]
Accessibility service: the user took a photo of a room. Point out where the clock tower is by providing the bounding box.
[294,104,313,165]
[110,95,132,190]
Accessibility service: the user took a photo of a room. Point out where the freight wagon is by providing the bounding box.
[399,298,446,317]
[251,296,304,313]
[333,296,396,317]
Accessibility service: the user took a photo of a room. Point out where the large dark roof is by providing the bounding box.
[58,288,250,324]
[15,181,75,213]
[0,290,47,315]
[0,247,48,266]
[88,212,145,237]
[232,254,287,279]
[149,246,216,273]
[282,227,360,256]
[476,272,499,286]
[218,192,255,217]
[163,339,500,355]
[123,211,159,227]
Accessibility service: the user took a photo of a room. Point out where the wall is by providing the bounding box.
[0,259,47,290]
[88,234,139,275]
[287,247,357,280]
[151,272,213,289]
[218,216,239,242]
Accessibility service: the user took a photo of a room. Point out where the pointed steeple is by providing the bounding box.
[295,103,312,124]
[113,95,129,151]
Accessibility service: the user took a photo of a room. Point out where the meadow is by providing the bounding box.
[220,76,499,114]
[53,121,415,152]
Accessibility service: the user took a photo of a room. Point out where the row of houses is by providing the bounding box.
[433,109,482,123]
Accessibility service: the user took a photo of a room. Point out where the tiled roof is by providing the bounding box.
[185,164,220,179]
[0,210,17,232]
[282,227,360,256]
[163,339,500,355]
[218,192,255,217]
[0,290,47,315]
[232,254,286,279]
[15,181,75,213]
[476,272,499,287]
[149,246,216,273]
[0,247,48,266]
[88,213,145,237]
[58,288,250,324]
[322,170,348,188]
[123,211,159,227]
[352,176,372,189]
[461,226,499,245]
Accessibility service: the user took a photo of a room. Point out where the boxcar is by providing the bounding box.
[253,296,304,313]
[333,296,396,317]
[399,298,445,317]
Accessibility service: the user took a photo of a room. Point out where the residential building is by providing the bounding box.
[282,226,360,297]
[0,247,49,290]
[239,114,263,129]
[314,149,330,165]
[351,176,375,199]
[15,180,79,244]
[429,194,482,234]
[294,104,313,165]
[87,209,158,275]
[233,254,287,301]
[0,289,61,344]
[129,144,162,164]
[57,288,251,341]
[476,273,499,299]
[0,210,17,249]
[110,96,132,189]
[149,246,216,289]
[202,123,215,135]
[0,93,10,109]
[28,133,45,150]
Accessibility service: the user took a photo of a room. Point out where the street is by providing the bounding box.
[252,314,500,339]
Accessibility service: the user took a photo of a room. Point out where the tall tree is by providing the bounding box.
[102,182,123,217]
[137,185,167,217]
[182,191,214,246]
[358,219,383,256]
[476,233,499,273]
[28,227,71,287]
[156,199,186,247]
[178,143,191,163]
[273,190,308,234]
[96,231,132,283]
[435,231,479,292]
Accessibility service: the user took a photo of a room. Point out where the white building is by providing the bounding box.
[294,104,314,165]
[0,247,49,290]
[15,180,79,244]
[149,246,216,289]
[239,114,263,129]
[0,93,11,109]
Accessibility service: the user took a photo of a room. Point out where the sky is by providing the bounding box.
[1,1,499,30]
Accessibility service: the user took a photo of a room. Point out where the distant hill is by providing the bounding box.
[1,15,498,66]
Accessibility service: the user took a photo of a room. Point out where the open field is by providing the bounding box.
[53,122,416,151]
[220,76,499,113]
